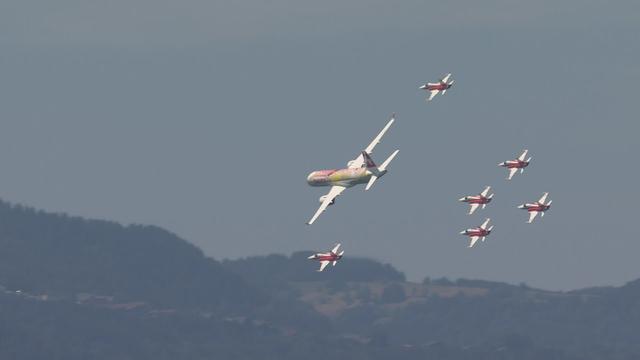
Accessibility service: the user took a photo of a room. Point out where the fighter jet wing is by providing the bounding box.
[427,89,439,101]
[508,167,518,180]
[469,236,480,248]
[480,186,491,197]
[348,116,395,169]
[518,149,529,161]
[441,73,452,83]
[307,186,347,225]
[538,192,549,204]
[480,218,491,229]
[527,211,539,223]
[331,243,341,254]
[469,203,480,215]
[318,261,330,272]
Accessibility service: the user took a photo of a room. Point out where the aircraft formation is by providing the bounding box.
[305,74,553,270]
[457,148,552,247]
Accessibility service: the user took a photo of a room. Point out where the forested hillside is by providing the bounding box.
[1,199,639,359]
[0,200,259,311]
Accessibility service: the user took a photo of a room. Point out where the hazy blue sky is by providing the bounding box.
[1,0,639,290]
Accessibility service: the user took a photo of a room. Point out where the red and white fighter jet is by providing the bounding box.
[518,192,552,223]
[308,243,344,272]
[459,186,494,215]
[420,73,454,101]
[499,149,532,180]
[460,218,493,248]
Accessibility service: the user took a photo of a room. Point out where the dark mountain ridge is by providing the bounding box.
[1,198,640,359]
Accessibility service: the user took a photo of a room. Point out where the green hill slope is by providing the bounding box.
[1,199,639,360]
[0,200,259,311]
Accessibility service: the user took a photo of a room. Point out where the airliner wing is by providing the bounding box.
[469,203,480,215]
[427,89,439,101]
[318,261,330,272]
[441,73,452,83]
[348,116,395,169]
[469,236,480,248]
[518,149,529,161]
[528,211,539,223]
[480,186,491,197]
[538,192,549,204]
[508,167,518,180]
[307,186,347,225]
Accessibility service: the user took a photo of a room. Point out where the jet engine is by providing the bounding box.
[319,195,336,205]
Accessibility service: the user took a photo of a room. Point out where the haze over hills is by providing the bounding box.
[1,199,640,359]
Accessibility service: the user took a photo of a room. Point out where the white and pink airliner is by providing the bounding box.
[306,115,399,225]
[460,218,493,248]
[499,149,532,180]
[308,243,344,272]
[459,186,494,215]
[420,73,454,101]
[518,192,552,223]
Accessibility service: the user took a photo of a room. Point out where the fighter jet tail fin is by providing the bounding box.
[442,80,453,95]
[365,150,399,190]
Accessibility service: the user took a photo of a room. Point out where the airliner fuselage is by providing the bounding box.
[307,168,374,188]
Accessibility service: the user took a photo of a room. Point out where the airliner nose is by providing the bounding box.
[306,171,316,184]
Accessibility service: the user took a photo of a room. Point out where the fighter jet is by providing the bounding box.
[459,186,494,215]
[499,149,532,180]
[518,192,552,223]
[306,114,400,225]
[308,243,344,272]
[460,218,493,248]
[420,73,454,101]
